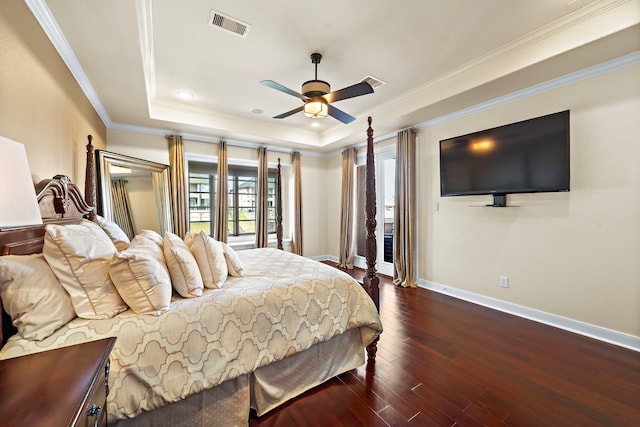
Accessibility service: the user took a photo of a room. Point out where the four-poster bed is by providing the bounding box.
[0,119,381,425]
[276,158,283,250]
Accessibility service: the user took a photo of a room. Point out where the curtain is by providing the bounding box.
[214,140,228,242]
[151,171,172,235]
[291,151,303,255]
[393,129,417,288]
[255,146,269,248]
[338,147,357,269]
[110,179,136,239]
[168,135,189,238]
[355,165,366,257]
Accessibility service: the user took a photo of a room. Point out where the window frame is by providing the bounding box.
[188,161,278,238]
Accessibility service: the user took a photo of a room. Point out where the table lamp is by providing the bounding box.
[0,136,43,228]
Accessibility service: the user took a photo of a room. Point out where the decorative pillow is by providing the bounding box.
[137,229,164,248]
[43,220,128,319]
[96,215,130,250]
[109,239,172,316]
[129,234,165,261]
[184,232,228,288]
[0,254,76,341]
[222,242,245,277]
[163,232,204,298]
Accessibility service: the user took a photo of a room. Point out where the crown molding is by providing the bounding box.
[414,50,640,130]
[134,0,156,106]
[372,0,639,118]
[27,0,639,156]
[25,0,113,127]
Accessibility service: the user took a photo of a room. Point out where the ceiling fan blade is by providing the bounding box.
[322,81,373,104]
[273,105,304,119]
[327,104,356,124]
[260,80,309,101]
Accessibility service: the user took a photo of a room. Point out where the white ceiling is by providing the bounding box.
[31,0,639,152]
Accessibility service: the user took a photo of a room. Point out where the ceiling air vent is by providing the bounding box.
[209,10,251,38]
[360,75,386,90]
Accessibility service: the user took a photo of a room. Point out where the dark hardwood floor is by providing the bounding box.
[249,263,640,426]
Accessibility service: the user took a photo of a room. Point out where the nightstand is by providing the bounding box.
[0,337,116,427]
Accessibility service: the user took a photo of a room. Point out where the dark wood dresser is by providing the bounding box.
[0,337,116,427]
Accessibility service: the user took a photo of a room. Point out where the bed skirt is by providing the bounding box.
[251,328,364,415]
[109,329,365,426]
[110,375,250,427]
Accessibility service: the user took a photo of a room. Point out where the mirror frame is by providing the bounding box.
[96,150,173,234]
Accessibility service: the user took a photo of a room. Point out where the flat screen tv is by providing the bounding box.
[439,110,570,207]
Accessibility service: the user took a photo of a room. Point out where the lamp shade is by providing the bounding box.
[303,100,328,118]
[0,136,43,228]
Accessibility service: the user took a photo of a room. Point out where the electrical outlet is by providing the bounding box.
[499,276,509,288]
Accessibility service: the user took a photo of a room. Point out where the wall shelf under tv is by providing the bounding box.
[470,205,520,208]
[469,194,519,208]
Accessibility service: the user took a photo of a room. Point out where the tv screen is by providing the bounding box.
[439,110,570,202]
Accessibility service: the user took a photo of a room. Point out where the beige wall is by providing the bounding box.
[419,64,640,336]
[0,0,106,188]
[301,154,334,257]
[5,0,637,338]
[125,176,160,233]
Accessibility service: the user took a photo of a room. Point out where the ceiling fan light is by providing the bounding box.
[303,100,328,118]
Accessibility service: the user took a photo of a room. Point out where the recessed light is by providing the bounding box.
[176,91,195,100]
[311,122,320,128]
[251,108,263,115]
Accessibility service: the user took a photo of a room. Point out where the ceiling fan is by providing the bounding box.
[260,53,373,124]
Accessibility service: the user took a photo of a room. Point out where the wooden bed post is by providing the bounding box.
[84,135,97,222]
[276,158,283,250]
[363,117,380,362]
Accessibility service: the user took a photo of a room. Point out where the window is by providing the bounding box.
[188,161,278,237]
[189,173,213,234]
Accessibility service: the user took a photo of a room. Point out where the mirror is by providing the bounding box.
[96,150,173,238]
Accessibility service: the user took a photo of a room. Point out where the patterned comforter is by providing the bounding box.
[0,249,382,421]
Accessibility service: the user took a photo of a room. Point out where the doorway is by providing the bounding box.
[355,146,395,277]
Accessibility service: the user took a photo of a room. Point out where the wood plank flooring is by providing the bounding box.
[249,264,640,426]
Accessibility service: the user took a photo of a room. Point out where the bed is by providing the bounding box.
[0,118,382,426]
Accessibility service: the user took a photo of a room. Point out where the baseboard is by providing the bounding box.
[417,279,640,352]
[310,255,338,263]
[308,255,638,351]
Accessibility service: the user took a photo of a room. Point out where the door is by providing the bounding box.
[355,145,395,277]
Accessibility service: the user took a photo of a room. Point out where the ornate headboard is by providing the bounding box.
[0,175,93,345]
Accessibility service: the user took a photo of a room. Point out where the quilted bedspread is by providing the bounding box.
[0,248,382,421]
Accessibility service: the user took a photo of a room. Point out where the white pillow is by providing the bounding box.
[184,232,228,288]
[163,232,204,298]
[109,243,171,316]
[0,254,76,341]
[137,229,164,248]
[222,242,245,277]
[44,220,128,319]
[95,215,130,251]
[129,234,165,261]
